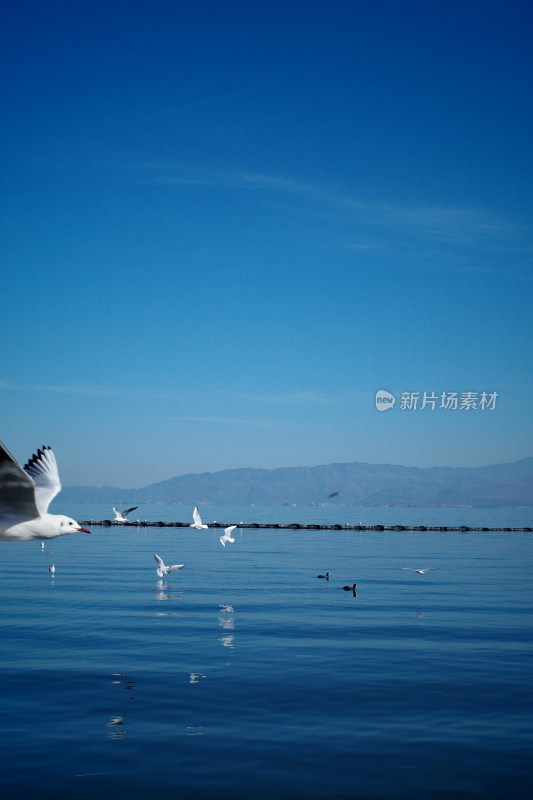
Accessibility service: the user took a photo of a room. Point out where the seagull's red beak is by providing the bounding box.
[78,527,91,534]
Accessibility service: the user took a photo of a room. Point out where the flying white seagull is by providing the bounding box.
[402,568,437,575]
[154,553,184,578]
[190,506,208,530]
[220,525,237,547]
[112,506,138,523]
[0,441,91,542]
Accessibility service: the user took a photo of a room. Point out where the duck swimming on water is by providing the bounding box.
[342,583,357,595]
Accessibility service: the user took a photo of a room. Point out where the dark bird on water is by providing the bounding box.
[317,572,330,580]
[342,583,357,595]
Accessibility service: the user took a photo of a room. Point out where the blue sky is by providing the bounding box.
[1,0,532,487]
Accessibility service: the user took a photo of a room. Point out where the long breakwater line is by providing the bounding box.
[80,520,533,532]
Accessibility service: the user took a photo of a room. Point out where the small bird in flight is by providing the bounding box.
[112,506,138,523]
[190,506,208,529]
[220,525,237,547]
[154,553,184,578]
[402,568,437,575]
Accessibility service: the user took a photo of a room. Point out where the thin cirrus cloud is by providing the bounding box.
[136,162,523,253]
[0,380,339,407]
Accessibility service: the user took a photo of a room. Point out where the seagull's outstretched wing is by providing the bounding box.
[22,446,61,516]
[166,563,184,573]
[402,567,436,574]
[123,506,138,517]
[192,506,208,528]
[154,553,166,577]
[0,440,39,520]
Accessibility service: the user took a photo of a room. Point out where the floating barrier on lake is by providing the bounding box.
[80,520,533,532]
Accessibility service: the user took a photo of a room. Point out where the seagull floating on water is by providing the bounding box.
[0,441,91,542]
[402,568,437,575]
[190,506,208,530]
[220,525,237,547]
[317,572,330,580]
[154,553,184,578]
[112,506,138,523]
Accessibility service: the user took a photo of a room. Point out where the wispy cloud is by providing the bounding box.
[0,380,341,407]
[216,389,337,406]
[168,415,300,428]
[135,161,526,253]
[0,380,125,397]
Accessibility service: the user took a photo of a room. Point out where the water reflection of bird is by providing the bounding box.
[154,553,184,578]
[402,568,437,575]
[220,525,237,547]
[49,564,55,575]
[317,572,330,580]
[112,506,138,522]
[190,506,208,529]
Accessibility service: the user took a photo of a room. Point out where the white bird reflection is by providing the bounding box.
[106,674,136,738]
[218,603,236,648]
[106,716,126,738]
[110,672,137,698]
[155,580,183,603]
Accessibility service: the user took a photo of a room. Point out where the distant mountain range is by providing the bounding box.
[61,457,533,508]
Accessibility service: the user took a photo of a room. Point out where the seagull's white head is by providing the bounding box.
[56,515,91,535]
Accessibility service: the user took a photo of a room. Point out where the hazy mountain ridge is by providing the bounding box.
[60,457,533,507]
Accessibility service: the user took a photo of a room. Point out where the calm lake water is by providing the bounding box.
[1,504,532,799]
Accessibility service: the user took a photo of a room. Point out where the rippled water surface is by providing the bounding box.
[1,506,532,799]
